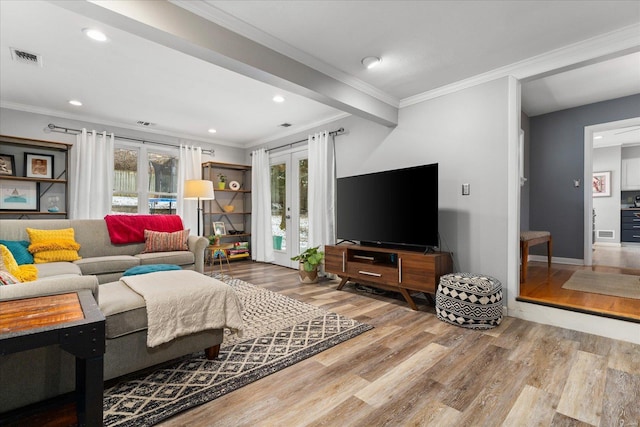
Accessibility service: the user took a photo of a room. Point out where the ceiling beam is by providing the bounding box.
[53,0,398,128]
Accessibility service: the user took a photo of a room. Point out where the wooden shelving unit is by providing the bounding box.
[0,135,70,218]
[201,161,251,259]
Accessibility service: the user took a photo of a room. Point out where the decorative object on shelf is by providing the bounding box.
[217,173,227,189]
[213,221,226,236]
[229,180,240,191]
[291,245,325,283]
[223,205,235,213]
[592,171,611,197]
[208,234,221,246]
[47,195,60,212]
[0,179,39,211]
[184,179,215,236]
[0,154,16,176]
[24,152,54,179]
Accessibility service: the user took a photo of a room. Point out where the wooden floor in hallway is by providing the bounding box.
[518,261,640,322]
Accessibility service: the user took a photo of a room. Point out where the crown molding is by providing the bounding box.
[245,112,351,149]
[400,24,640,108]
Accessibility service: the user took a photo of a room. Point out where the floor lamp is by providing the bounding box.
[184,179,215,236]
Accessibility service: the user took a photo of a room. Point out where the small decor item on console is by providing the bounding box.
[229,180,240,191]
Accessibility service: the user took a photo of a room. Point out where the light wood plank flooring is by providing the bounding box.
[4,261,638,426]
[155,261,639,426]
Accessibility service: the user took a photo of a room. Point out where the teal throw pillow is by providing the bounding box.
[0,240,34,265]
[122,264,182,277]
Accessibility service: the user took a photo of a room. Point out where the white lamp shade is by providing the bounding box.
[184,180,215,200]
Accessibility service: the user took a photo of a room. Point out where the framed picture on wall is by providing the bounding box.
[213,221,226,236]
[0,179,39,211]
[592,171,611,197]
[0,154,16,176]
[25,153,54,179]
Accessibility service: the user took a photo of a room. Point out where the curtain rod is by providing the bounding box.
[45,123,215,155]
[265,127,345,153]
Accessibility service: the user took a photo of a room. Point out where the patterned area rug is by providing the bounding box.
[103,275,373,426]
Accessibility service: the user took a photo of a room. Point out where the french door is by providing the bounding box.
[270,149,308,268]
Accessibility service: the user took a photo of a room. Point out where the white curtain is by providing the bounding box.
[251,148,274,262]
[177,144,202,234]
[308,131,336,253]
[69,129,114,219]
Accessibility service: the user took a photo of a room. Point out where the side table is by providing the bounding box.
[208,243,235,277]
[0,290,106,426]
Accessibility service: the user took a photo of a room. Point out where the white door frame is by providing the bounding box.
[270,148,307,268]
[583,116,640,266]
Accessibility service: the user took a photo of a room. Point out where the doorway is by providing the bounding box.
[584,116,640,268]
[270,149,309,268]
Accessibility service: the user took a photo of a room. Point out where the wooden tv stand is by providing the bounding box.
[324,244,453,310]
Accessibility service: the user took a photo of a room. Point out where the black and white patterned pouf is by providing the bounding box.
[435,273,503,329]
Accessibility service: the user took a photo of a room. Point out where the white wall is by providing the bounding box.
[593,145,622,244]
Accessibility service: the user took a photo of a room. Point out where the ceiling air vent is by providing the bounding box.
[10,47,43,67]
[136,120,155,127]
[279,123,292,128]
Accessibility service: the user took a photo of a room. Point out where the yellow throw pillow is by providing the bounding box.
[0,244,38,282]
[26,227,82,263]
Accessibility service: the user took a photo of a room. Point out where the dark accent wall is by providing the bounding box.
[528,94,640,259]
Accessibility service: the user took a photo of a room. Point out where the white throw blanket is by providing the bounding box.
[120,270,244,347]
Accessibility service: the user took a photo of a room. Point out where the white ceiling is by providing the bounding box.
[1,0,639,149]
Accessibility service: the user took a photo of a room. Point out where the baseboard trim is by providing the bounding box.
[529,255,584,265]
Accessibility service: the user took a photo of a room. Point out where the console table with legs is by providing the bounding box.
[325,244,453,310]
[0,290,106,426]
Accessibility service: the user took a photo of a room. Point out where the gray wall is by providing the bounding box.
[528,94,640,259]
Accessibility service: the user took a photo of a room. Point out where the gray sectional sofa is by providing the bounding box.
[0,218,225,413]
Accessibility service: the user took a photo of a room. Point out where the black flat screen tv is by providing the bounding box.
[336,163,438,251]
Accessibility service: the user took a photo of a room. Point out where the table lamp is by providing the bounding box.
[184,179,215,236]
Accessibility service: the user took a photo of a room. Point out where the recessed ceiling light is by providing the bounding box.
[594,135,603,139]
[69,100,82,106]
[82,28,108,42]
[273,95,285,103]
[208,129,217,134]
[361,56,381,69]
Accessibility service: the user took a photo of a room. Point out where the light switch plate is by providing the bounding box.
[462,183,470,195]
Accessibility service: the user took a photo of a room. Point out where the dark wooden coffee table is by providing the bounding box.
[0,290,106,426]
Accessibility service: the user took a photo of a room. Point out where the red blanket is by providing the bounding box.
[104,214,184,244]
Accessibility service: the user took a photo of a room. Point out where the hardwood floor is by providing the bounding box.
[4,260,639,426]
[518,260,640,322]
[156,261,639,426]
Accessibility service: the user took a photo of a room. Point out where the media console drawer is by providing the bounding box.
[347,262,397,285]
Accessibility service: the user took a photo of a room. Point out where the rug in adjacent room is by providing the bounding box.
[561,270,640,300]
[103,275,373,426]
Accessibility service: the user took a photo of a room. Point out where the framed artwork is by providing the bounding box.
[0,154,16,176]
[25,153,54,179]
[592,171,611,197]
[213,221,226,236]
[0,179,39,211]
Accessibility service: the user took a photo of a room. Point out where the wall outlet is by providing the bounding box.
[462,183,470,195]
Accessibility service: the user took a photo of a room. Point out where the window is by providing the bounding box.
[112,144,178,214]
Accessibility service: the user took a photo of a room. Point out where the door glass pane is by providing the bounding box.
[271,162,286,250]
[298,158,308,254]
[112,148,138,213]
[148,152,177,214]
